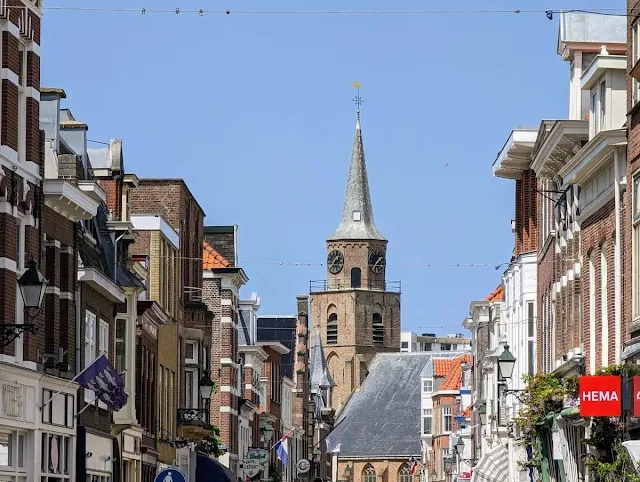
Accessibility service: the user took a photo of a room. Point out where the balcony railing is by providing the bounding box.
[310,279,401,293]
[177,408,208,425]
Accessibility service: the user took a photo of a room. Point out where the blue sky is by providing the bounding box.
[42,0,624,334]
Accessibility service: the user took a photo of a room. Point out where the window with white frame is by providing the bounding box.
[87,474,111,482]
[99,320,109,357]
[84,311,97,403]
[539,179,555,246]
[423,379,433,393]
[443,406,452,432]
[0,430,27,480]
[527,302,535,375]
[599,81,606,132]
[633,173,640,320]
[17,42,26,163]
[115,317,126,375]
[422,408,432,434]
[601,242,609,367]
[592,86,600,137]
[185,341,198,364]
[634,21,640,105]
[40,432,72,480]
[185,367,198,409]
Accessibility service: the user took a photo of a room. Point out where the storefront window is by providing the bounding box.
[40,433,71,480]
[0,430,27,481]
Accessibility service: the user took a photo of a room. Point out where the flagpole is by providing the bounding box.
[39,354,108,411]
[272,426,297,449]
[75,393,99,418]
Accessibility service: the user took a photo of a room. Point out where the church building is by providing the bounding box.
[309,108,402,413]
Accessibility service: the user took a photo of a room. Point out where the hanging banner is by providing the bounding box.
[579,375,621,417]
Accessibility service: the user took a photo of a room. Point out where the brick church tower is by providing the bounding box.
[310,110,401,413]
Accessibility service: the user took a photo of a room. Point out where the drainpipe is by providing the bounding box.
[614,147,622,364]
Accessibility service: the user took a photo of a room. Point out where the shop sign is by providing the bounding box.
[579,375,621,417]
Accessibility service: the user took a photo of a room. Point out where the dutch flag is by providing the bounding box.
[272,428,295,467]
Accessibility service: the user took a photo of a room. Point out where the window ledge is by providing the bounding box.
[631,59,640,82]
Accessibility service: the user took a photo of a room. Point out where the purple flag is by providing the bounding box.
[76,354,128,411]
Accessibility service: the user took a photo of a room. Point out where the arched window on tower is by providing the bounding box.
[373,312,384,345]
[327,312,338,345]
[351,268,361,289]
[363,465,377,482]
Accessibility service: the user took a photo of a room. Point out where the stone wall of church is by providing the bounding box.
[309,289,400,410]
[337,459,414,482]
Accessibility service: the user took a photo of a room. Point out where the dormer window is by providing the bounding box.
[352,210,361,221]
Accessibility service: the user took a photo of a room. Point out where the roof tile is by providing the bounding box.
[203,241,230,269]
[439,354,472,391]
[485,285,504,302]
[433,358,457,377]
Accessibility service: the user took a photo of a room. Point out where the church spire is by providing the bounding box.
[327,87,386,242]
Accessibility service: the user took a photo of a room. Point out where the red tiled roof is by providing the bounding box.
[485,285,504,302]
[439,354,472,391]
[434,358,458,378]
[203,241,230,269]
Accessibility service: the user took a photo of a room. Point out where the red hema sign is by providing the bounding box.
[579,376,621,417]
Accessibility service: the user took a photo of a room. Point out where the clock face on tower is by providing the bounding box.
[369,251,386,274]
[327,250,345,274]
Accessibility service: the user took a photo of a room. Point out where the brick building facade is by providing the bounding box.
[202,226,248,474]
[626,1,640,362]
[130,179,211,475]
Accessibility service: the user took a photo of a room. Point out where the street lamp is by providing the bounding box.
[199,370,214,424]
[18,258,48,308]
[455,438,464,454]
[312,448,322,477]
[0,258,48,347]
[262,423,274,444]
[199,371,215,400]
[497,344,516,381]
[343,464,352,480]
[479,403,487,426]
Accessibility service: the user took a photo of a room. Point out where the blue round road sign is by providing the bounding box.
[155,467,187,482]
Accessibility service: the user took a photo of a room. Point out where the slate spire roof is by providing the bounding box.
[309,331,335,392]
[327,114,386,241]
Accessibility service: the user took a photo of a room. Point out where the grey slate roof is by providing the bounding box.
[336,352,431,457]
[309,331,335,392]
[327,118,386,241]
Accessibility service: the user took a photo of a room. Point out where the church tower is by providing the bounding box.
[309,107,401,413]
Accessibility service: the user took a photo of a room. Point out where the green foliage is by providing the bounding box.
[199,425,224,458]
[513,373,576,439]
[269,464,283,482]
[513,365,640,482]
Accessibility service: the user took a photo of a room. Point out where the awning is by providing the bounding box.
[469,444,509,482]
[622,441,640,472]
[196,453,234,482]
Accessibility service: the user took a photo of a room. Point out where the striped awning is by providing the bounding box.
[470,444,509,482]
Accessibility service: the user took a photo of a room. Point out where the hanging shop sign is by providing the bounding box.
[579,375,621,417]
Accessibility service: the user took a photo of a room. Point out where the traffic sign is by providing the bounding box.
[297,459,311,474]
[155,467,187,482]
